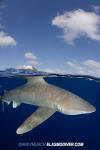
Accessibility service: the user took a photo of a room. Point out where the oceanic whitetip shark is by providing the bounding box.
[0,75,96,134]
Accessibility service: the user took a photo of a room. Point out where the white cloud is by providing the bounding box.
[67,59,100,77]
[44,68,67,74]
[0,2,16,47]
[0,31,16,46]
[44,68,54,73]
[16,65,37,70]
[83,59,100,77]
[84,59,100,69]
[25,52,37,59]
[88,69,100,77]
[25,52,39,66]
[52,9,100,44]
[27,60,39,66]
[67,61,85,74]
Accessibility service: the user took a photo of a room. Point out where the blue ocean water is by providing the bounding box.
[0,69,100,150]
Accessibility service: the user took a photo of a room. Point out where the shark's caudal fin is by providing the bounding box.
[16,107,56,134]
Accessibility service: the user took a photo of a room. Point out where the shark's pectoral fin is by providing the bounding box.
[16,107,56,134]
[13,101,21,108]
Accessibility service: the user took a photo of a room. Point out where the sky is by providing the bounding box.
[0,0,100,77]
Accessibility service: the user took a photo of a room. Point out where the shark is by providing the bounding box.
[0,75,96,134]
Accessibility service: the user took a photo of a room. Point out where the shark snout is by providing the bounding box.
[78,102,96,114]
[57,92,96,115]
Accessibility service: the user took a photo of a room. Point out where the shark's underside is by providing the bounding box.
[0,75,96,134]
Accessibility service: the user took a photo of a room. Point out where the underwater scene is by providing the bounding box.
[0,68,100,150]
[1,0,100,150]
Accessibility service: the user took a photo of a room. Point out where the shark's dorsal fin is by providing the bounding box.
[23,76,47,85]
[16,107,56,134]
